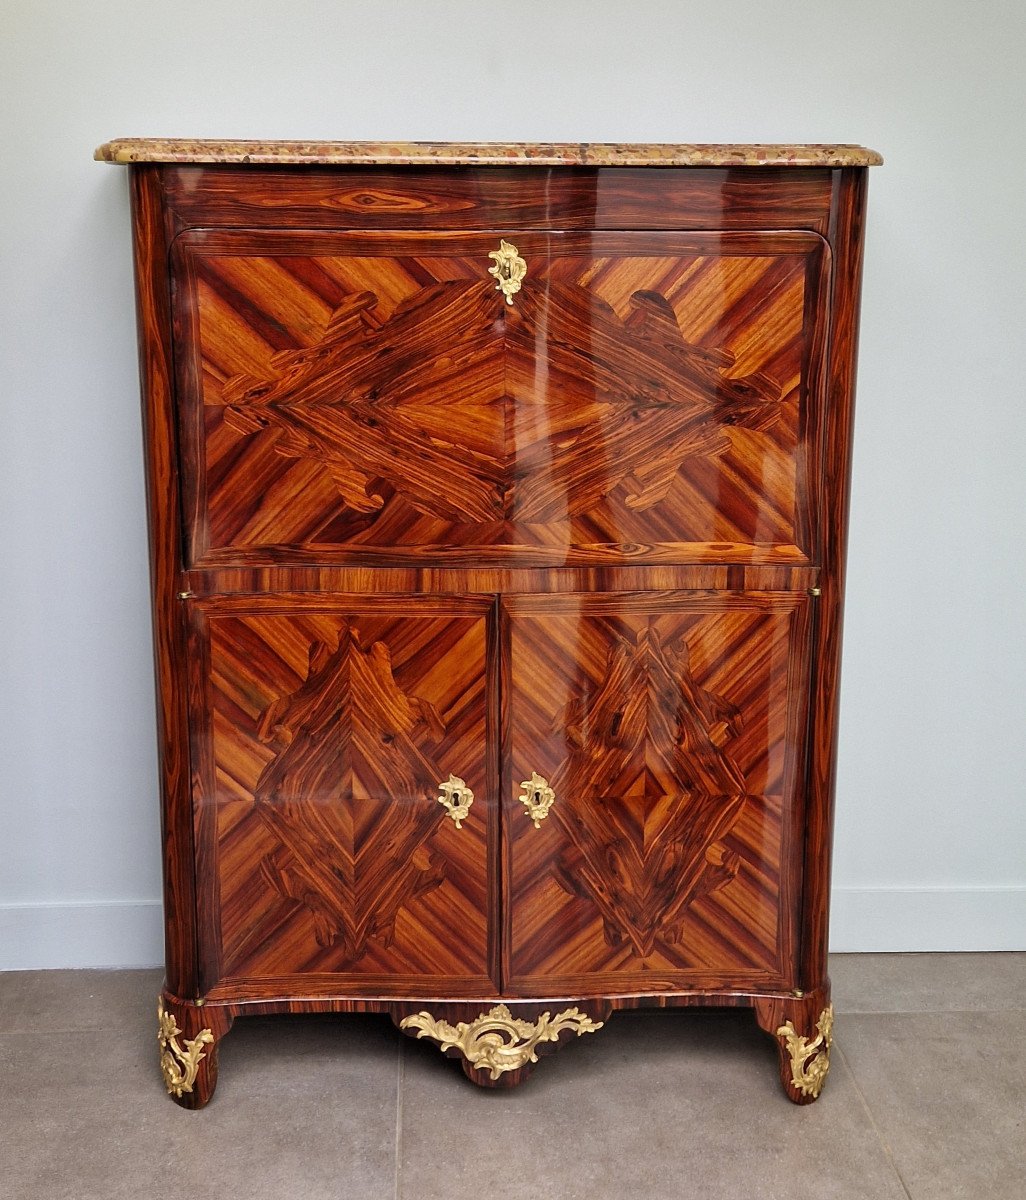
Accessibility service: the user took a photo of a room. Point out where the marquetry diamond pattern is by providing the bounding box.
[183,241,812,564]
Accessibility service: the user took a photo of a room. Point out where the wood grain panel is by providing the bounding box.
[503,592,811,994]
[188,595,498,994]
[129,167,200,999]
[183,564,819,596]
[172,229,827,568]
[798,169,871,991]
[162,166,834,234]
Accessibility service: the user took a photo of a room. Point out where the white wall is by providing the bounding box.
[2,0,1024,968]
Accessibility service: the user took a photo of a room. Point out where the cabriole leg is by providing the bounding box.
[754,988,833,1105]
[157,993,232,1109]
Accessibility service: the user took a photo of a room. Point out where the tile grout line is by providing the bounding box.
[837,1005,1025,1017]
[393,1036,405,1200]
[835,1040,914,1200]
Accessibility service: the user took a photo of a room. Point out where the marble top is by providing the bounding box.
[94,140,882,168]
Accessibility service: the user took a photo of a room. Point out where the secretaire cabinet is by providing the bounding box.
[97,139,880,1107]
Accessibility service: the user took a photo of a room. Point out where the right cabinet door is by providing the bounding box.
[504,591,813,995]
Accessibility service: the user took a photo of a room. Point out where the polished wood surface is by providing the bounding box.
[503,592,811,994]
[160,166,836,235]
[130,167,200,1002]
[800,170,869,987]
[182,564,818,596]
[174,229,826,567]
[189,595,498,994]
[115,159,874,1106]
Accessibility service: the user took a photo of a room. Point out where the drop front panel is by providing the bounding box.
[172,230,829,567]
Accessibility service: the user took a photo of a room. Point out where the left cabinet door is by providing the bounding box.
[186,594,499,999]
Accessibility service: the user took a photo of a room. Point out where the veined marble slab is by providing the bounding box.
[95,140,883,167]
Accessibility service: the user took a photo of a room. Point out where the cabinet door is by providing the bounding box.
[172,229,827,568]
[188,595,498,997]
[503,592,812,995]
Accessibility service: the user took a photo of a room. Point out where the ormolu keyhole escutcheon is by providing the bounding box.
[518,772,555,828]
[487,240,527,305]
[437,774,474,828]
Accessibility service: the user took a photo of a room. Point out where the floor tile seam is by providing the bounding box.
[836,1006,1025,1016]
[0,1025,116,1038]
[393,1038,405,1200]
[834,1041,914,1200]
[0,1023,158,1037]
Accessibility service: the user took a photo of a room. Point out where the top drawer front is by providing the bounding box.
[172,228,829,569]
[161,165,834,234]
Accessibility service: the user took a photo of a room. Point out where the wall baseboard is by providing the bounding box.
[0,900,163,971]
[829,886,1026,952]
[1,888,1023,970]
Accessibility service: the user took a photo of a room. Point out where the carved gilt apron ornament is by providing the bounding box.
[400,1004,603,1079]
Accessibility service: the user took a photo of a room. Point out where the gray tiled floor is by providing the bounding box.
[1,956,1023,1199]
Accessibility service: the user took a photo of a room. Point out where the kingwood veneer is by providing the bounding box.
[97,139,881,1107]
